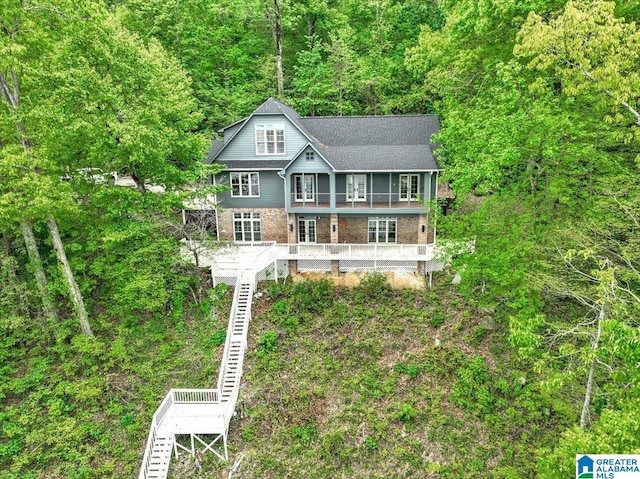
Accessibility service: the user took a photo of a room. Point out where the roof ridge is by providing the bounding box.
[301,114,438,119]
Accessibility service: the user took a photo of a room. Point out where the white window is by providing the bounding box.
[305,151,314,161]
[294,174,315,201]
[233,212,261,241]
[255,123,285,155]
[230,172,259,197]
[368,217,397,243]
[346,174,366,201]
[400,174,420,201]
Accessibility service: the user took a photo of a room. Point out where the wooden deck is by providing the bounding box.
[156,403,227,436]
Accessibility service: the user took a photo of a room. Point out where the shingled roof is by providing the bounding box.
[208,98,441,171]
[299,115,440,171]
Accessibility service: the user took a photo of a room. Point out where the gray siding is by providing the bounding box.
[373,174,393,202]
[223,122,244,140]
[286,147,332,174]
[317,174,330,195]
[219,114,309,161]
[216,171,285,208]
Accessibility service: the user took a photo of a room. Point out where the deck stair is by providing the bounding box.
[139,272,255,479]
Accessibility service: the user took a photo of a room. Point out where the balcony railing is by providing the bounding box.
[289,192,425,209]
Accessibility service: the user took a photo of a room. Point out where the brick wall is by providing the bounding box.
[397,216,419,244]
[338,216,368,243]
[218,208,288,243]
[316,217,331,243]
[218,210,434,245]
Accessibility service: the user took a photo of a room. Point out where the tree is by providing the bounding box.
[264,0,285,98]
[511,187,640,431]
[0,1,87,333]
[114,0,273,130]
[515,0,640,163]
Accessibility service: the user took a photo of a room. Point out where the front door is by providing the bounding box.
[298,218,316,243]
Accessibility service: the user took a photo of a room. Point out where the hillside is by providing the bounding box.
[172,275,574,478]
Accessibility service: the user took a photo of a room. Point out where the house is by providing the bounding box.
[205,98,442,276]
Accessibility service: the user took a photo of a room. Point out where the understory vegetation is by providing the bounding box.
[0,278,231,479]
[223,275,573,478]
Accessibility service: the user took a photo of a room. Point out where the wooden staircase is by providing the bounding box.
[143,432,173,479]
[139,273,255,479]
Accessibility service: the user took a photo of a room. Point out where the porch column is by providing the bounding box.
[330,214,339,244]
[287,213,297,244]
[330,213,339,274]
[284,173,291,210]
[329,173,336,209]
[418,213,430,244]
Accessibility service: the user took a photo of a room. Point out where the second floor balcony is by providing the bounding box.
[286,172,437,213]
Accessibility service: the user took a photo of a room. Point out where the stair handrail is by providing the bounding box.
[216,275,242,393]
[139,390,174,479]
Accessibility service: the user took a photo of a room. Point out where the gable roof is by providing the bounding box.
[299,115,440,171]
[207,98,441,172]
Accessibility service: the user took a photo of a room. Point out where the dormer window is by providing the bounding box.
[305,151,314,161]
[255,123,285,155]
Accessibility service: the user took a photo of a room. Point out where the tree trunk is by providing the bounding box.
[580,304,604,429]
[46,218,93,337]
[20,219,58,323]
[264,0,284,98]
[2,71,58,323]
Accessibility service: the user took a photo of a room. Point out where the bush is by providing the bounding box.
[394,402,419,425]
[354,273,391,302]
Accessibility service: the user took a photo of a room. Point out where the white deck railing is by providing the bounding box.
[172,389,220,404]
[280,243,433,259]
[139,390,175,479]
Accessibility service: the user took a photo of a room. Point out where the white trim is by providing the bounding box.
[293,174,315,202]
[399,174,420,201]
[255,123,285,155]
[230,172,260,197]
[346,174,367,201]
[233,212,262,242]
[298,218,317,243]
[368,217,397,243]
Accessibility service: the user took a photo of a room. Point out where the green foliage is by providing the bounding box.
[393,362,420,379]
[393,402,419,425]
[538,397,640,478]
[256,330,279,357]
[353,272,392,302]
[451,355,498,416]
[211,330,226,347]
[292,423,317,447]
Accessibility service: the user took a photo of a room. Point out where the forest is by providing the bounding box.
[1,0,639,477]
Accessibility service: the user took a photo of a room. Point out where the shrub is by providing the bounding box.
[293,423,317,447]
[256,330,278,357]
[354,272,391,302]
[394,402,419,425]
[212,330,226,347]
